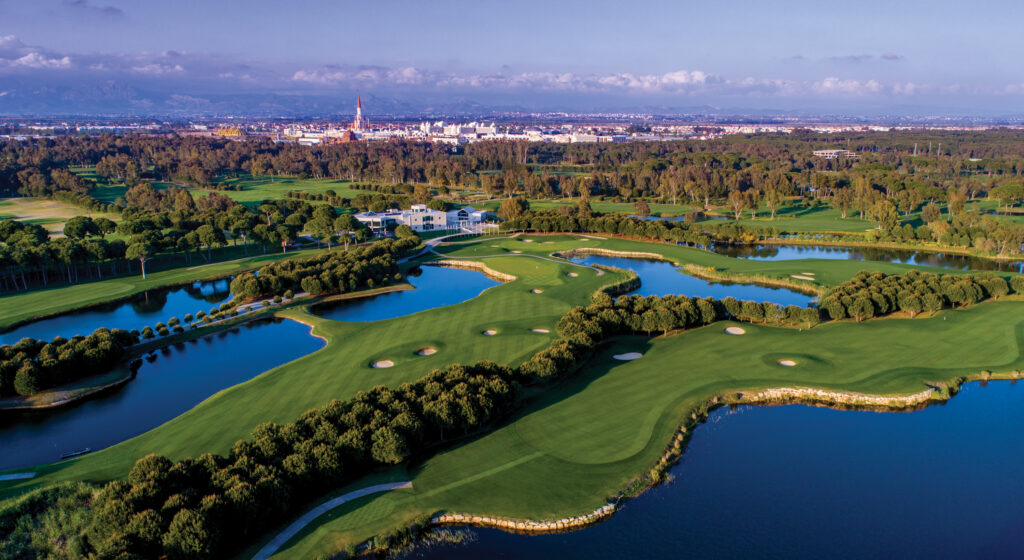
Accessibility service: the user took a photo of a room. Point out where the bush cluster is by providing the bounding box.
[0,328,139,397]
[820,270,1019,322]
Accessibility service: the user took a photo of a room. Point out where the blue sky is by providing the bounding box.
[1,0,1022,115]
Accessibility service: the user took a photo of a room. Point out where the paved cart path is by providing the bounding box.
[252,481,413,560]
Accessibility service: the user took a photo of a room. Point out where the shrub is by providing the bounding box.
[183,314,194,323]
[283,289,294,299]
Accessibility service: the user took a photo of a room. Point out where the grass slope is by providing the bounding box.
[0,197,120,235]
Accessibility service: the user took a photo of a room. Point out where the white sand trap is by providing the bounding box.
[543,241,554,244]
[725,326,746,335]
[778,360,797,367]
[490,244,500,247]
[524,239,534,243]
[801,272,815,276]
[531,289,543,294]
[372,360,395,368]
[482,329,497,336]
[566,272,579,277]
[511,250,522,254]
[614,352,643,361]
[416,347,437,356]
[790,275,815,281]
[531,328,550,333]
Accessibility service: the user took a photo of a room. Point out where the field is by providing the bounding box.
[475,198,697,216]
[1,233,1019,559]
[188,175,378,206]
[0,197,120,235]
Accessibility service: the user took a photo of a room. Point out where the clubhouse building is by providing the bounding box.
[354,204,489,235]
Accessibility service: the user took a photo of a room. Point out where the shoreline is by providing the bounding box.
[758,237,1024,263]
[404,372,1011,542]
[421,259,517,282]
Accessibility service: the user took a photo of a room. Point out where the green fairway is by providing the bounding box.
[188,175,377,206]
[1,233,1019,560]
[266,298,1024,559]
[475,198,696,217]
[0,247,327,331]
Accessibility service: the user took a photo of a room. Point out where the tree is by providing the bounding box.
[395,224,417,239]
[371,427,409,464]
[497,197,530,222]
[728,190,748,220]
[921,202,942,224]
[633,200,651,219]
[63,216,98,239]
[195,224,224,262]
[162,509,215,560]
[126,242,153,279]
[869,199,900,231]
[832,188,854,219]
[764,187,783,220]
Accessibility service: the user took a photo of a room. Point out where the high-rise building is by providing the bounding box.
[353,96,365,131]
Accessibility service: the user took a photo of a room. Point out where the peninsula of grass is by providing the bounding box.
[0,197,120,235]
[2,235,1022,559]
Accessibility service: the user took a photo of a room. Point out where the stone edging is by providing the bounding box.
[423,259,517,282]
[736,386,936,408]
[431,503,617,533]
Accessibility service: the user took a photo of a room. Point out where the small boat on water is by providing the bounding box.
[60,448,92,459]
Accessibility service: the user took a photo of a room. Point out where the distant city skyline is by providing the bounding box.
[1,0,1022,116]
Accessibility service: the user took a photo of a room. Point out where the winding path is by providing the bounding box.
[251,481,413,560]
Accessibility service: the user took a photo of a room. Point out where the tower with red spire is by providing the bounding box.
[353,95,363,131]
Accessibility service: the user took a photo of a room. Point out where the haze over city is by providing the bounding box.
[2,0,1023,117]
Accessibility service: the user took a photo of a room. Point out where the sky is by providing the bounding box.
[1,0,1023,116]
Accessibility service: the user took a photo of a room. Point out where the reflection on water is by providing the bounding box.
[0,318,323,471]
[713,244,1024,273]
[312,266,500,322]
[1,278,234,344]
[568,254,814,307]
[414,382,1024,559]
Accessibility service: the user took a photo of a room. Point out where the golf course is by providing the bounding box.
[3,231,1023,559]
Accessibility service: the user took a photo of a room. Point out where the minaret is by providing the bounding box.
[354,95,363,131]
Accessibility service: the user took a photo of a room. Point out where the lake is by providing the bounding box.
[0,317,324,471]
[312,266,501,322]
[415,381,1024,559]
[712,244,1024,273]
[1,277,234,344]
[568,254,815,307]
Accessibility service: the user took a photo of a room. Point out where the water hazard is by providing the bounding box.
[568,254,815,307]
[1,277,234,344]
[312,266,500,322]
[713,244,1024,273]
[415,381,1024,559]
[0,318,324,471]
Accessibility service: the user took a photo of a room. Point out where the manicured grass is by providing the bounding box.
[0,197,120,235]
[0,246,327,331]
[1,234,1018,559]
[0,251,622,500]
[189,175,377,206]
[704,202,875,232]
[273,299,1024,559]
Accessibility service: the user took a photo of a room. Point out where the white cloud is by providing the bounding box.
[10,52,72,69]
[130,63,185,75]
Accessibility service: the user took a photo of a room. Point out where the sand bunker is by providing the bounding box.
[511,250,522,254]
[372,360,395,368]
[543,241,554,244]
[566,272,579,277]
[490,244,500,247]
[531,289,543,294]
[416,347,437,356]
[801,272,815,275]
[531,328,550,333]
[778,360,797,367]
[523,239,534,243]
[613,352,643,361]
[482,329,497,336]
[725,326,746,335]
[790,275,815,281]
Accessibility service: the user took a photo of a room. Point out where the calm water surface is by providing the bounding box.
[0,318,323,471]
[713,244,1024,273]
[569,254,814,307]
[1,277,233,344]
[313,266,500,322]
[416,381,1024,559]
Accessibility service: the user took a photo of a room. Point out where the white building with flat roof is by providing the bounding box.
[353,204,489,235]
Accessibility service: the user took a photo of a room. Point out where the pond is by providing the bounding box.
[414,381,1024,559]
[568,254,815,307]
[712,244,1024,273]
[1,277,234,344]
[312,266,500,322]
[0,317,324,471]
